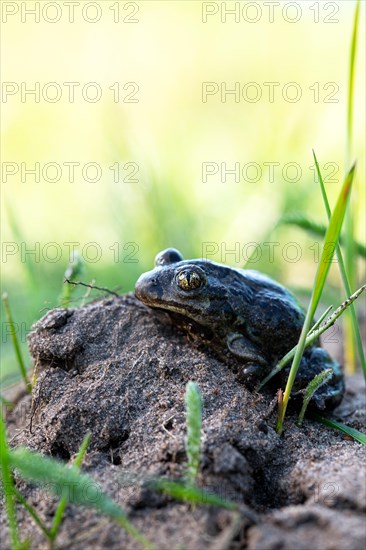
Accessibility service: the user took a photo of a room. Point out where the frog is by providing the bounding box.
[135,248,344,411]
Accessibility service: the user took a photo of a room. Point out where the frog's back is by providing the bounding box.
[235,267,296,297]
[226,265,306,359]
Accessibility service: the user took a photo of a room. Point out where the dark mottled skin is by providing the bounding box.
[135,249,344,410]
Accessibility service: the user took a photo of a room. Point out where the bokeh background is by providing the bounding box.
[1,0,365,386]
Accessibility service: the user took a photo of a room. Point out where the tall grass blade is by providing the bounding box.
[276,164,355,434]
[0,414,20,549]
[313,150,365,379]
[9,448,153,550]
[309,164,355,319]
[344,0,361,373]
[347,0,360,155]
[2,293,31,393]
[314,414,366,445]
[185,382,202,485]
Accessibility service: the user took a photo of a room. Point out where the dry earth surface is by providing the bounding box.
[2,294,366,549]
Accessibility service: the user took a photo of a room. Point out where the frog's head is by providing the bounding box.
[135,248,236,328]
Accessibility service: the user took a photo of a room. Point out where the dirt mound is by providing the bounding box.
[3,294,366,549]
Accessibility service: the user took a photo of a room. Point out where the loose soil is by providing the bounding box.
[2,294,366,549]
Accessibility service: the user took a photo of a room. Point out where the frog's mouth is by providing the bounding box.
[163,310,215,342]
[136,296,217,345]
[135,272,171,309]
[135,285,202,319]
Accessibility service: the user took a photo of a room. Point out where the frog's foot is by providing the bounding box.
[236,363,266,388]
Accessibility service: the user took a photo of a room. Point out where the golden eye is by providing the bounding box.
[176,270,202,290]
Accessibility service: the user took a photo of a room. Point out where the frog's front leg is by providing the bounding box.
[227,332,268,386]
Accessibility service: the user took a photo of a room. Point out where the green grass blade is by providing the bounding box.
[314,414,366,445]
[347,0,360,155]
[276,164,355,434]
[297,369,333,426]
[309,164,355,319]
[61,251,84,308]
[1,395,15,409]
[13,487,51,539]
[49,493,67,541]
[0,414,20,549]
[9,447,153,550]
[4,203,38,289]
[185,382,202,486]
[308,305,333,334]
[344,0,361,373]
[49,432,91,542]
[276,389,284,433]
[151,479,237,510]
[313,150,365,379]
[2,293,31,393]
[312,151,331,218]
[16,540,31,550]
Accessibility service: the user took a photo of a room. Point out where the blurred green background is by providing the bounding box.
[1,1,365,387]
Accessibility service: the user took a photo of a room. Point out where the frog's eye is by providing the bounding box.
[176,269,204,291]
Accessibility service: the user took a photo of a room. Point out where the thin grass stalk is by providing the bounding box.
[347,0,360,154]
[9,447,153,550]
[2,293,30,393]
[13,487,51,539]
[276,165,355,434]
[314,414,366,445]
[313,151,365,380]
[0,414,20,549]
